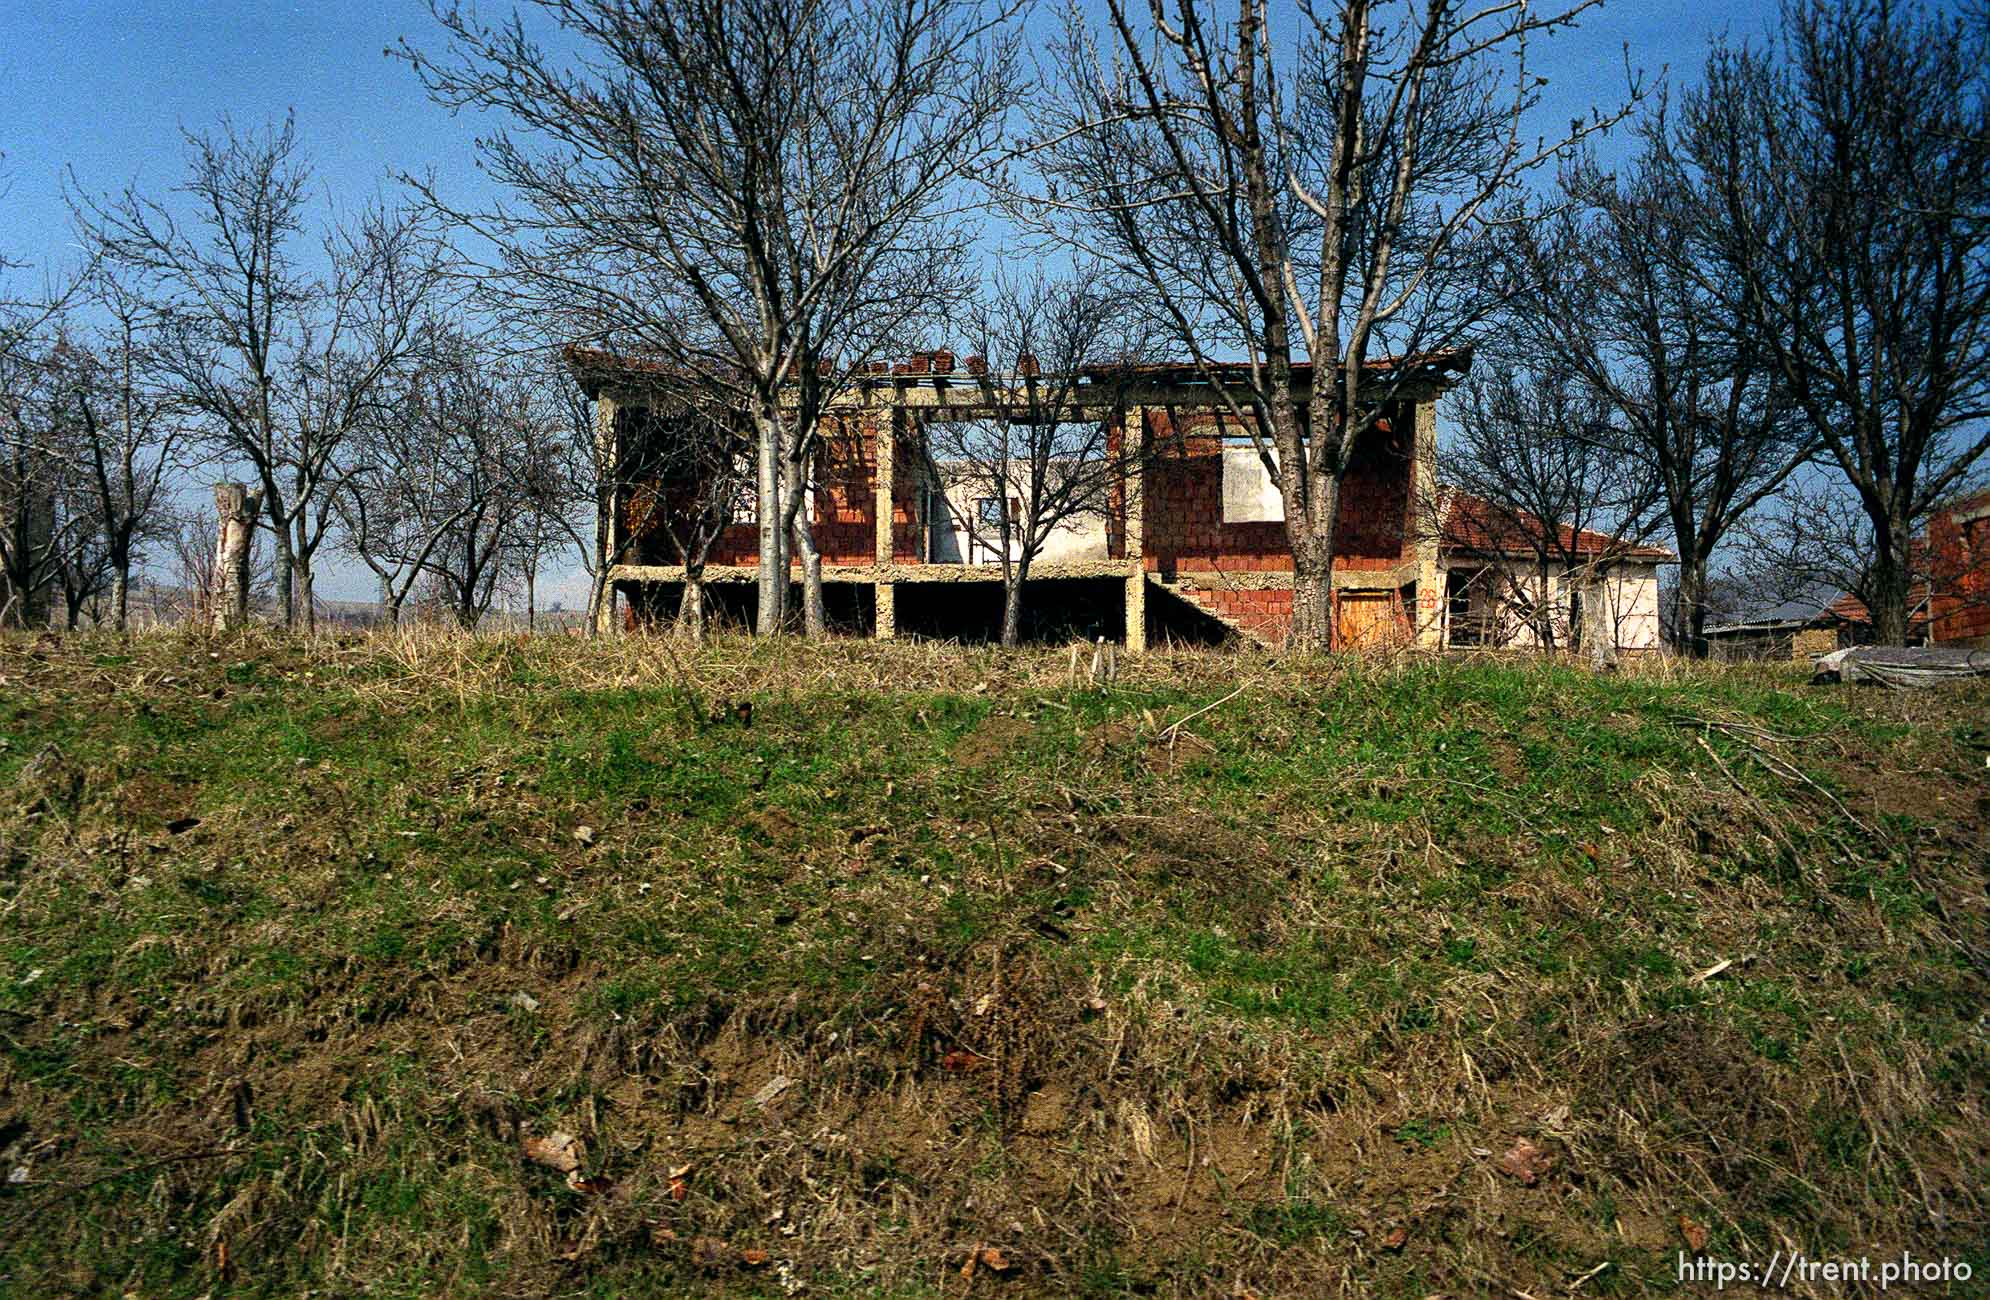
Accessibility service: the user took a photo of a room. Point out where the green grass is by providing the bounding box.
[0,628,1984,1297]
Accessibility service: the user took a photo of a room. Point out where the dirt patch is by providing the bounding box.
[1486,734,1528,783]
[1083,715,1201,776]
[952,713,1033,768]
[113,772,196,828]
[744,806,804,846]
[1823,747,1986,834]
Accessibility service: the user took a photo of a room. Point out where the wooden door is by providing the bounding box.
[1337,590,1407,650]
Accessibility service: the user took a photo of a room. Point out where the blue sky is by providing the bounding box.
[3,0,1796,278]
[0,0,1887,601]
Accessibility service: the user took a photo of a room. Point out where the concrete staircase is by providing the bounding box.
[1147,576,1279,648]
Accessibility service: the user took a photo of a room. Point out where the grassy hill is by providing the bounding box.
[0,630,1984,1296]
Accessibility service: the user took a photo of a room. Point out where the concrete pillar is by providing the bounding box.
[874,408,897,639]
[593,394,621,637]
[1124,406,1147,653]
[1411,397,1444,648]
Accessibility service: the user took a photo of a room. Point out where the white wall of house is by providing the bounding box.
[1443,559,1663,652]
[1600,565,1664,649]
[1222,443,1284,523]
[924,470,1111,566]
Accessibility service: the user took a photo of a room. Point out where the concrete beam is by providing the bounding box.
[608,559,1141,586]
[598,376,1459,421]
[1155,562,1422,593]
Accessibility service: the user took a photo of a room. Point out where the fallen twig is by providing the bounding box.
[1159,683,1247,745]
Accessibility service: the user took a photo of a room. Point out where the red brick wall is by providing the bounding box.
[1198,588,1293,643]
[890,428,922,562]
[1141,404,1414,575]
[624,398,1424,585]
[1106,415,1127,560]
[1928,492,1990,645]
[703,416,885,567]
[1189,584,1413,648]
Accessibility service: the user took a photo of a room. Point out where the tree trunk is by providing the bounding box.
[1868,531,1914,645]
[755,406,787,636]
[272,521,294,629]
[1567,572,1585,655]
[781,454,828,639]
[1000,570,1026,647]
[1288,538,1334,650]
[792,520,828,639]
[589,483,612,639]
[799,542,827,637]
[111,567,129,634]
[586,567,611,639]
[212,482,261,634]
[1533,562,1557,649]
[296,558,316,634]
[1282,446,1342,650]
[526,567,536,632]
[1675,556,1709,659]
[676,576,708,641]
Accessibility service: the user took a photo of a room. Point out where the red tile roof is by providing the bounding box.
[1439,490,1674,562]
[1826,592,1871,623]
[1823,588,1934,627]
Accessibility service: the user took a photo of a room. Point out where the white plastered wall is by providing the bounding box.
[1443,560,1663,651]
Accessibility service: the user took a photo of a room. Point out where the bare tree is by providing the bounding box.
[2,156,96,376]
[1,163,98,628]
[73,116,449,631]
[538,356,621,633]
[1679,0,1990,644]
[615,374,753,640]
[337,388,469,626]
[1027,0,1628,648]
[56,270,193,631]
[399,0,1019,638]
[0,351,53,626]
[279,209,453,629]
[920,270,1147,645]
[496,372,588,636]
[0,340,88,629]
[1441,364,1662,651]
[1733,468,1990,644]
[505,446,563,633]
[339,328,552,629]
[1496,122,1814,657]
[50,478,114,630]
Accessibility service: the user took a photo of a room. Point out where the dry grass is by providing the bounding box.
[0,626,1984,1297]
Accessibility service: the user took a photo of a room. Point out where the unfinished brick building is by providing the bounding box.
[568,348,1471,649]
[1928,487,1990,647]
